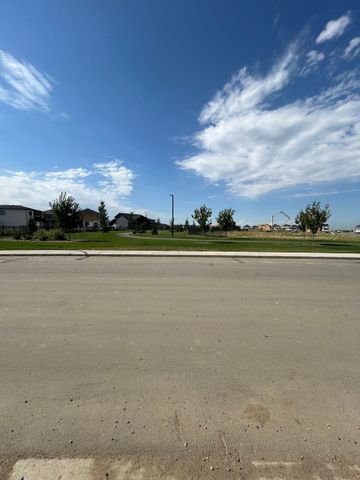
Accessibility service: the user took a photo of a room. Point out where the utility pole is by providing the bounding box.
[170,194,174,238]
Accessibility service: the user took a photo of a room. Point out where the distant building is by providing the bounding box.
[110,212,155,230]
[0,205,47,230]
[41,209,56,229]
[257,223,272,232]
[81,208,99,229]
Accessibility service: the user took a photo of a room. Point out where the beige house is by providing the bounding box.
[257,223,272,232]
[81,208,99,229]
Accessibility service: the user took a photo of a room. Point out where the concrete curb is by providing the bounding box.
[1,250,360,259]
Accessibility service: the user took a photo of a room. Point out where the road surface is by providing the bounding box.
[0,256,359,479]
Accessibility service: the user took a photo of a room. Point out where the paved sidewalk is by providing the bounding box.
[1,249,360,259]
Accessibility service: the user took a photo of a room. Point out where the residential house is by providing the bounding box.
[41,209,56,229]
[81,208,99,229]
[0,205,46,231]
[257,223,272,232]
[111,212,154,230]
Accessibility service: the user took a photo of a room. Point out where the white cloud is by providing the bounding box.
[0,161,135,215]
[0,49,52,111]
[306,50,325,66]
[291,188,360,198]
[199,44,298,125]
[316,12,351,43]
[176,47,360,199]
[344,36,360,58]
[300,50,325,76]
[273,13,280,26]
[45,168,92,179]
[93,161,135,196]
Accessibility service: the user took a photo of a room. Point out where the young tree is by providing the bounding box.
[27,217,37,236]
[127,212,135,231]
[49,192,82,240]
[152,221,158,235]
[295,210,307,238]
[216,208,236,236]
[184,219,189,233]
[192,204,212,234]
[98,200,109,232]
[295,201,331,241]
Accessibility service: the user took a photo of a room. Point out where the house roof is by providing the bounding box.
[82,208,98,216]
[0,204,36,211]
[114,212,143,220]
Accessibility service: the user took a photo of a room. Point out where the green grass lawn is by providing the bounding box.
[1,230,360,252]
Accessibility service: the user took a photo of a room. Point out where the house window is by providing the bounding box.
[0,209,5,215]
[28,211,33,216]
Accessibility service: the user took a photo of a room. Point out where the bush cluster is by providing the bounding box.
[36,229,66,241]
[10,229,67,241]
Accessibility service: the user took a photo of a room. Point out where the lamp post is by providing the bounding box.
[170,194,174,238]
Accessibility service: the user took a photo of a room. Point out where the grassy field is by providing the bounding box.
[1,230,360,252]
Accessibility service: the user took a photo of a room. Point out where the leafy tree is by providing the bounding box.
[49,192,82,240]
[27,217,37,236]
[192,204,212,234]
[295,210,307,238]
[295,201,331,240]
[216,208,236,236]
[295,210,307,232]
[127,212,135,230]
[152,221,158,235]
[139,221,147,233]
[98,200,109,232]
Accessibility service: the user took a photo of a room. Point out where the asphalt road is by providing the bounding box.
[0,256,359,479]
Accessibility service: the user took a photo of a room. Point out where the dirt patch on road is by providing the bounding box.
[244,403,271,426]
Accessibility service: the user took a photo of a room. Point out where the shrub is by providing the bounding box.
[13,231,22,240]
[50,229,66,240]
[37,229,49,241]
[27,217,37,235]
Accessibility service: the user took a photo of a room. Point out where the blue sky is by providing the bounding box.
[0,0,359,228]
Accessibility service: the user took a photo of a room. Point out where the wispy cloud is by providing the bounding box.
[93,161,135,196]
[344,36,360,59]
[0,49,53,111]
[0,161,135,214]
[316,12,351,43]
[177,41,360,199]
[300,50,325,76]
[198,43,298,125]
[45,168,92,179]
[291,188,360,198]
[273,13,280,27]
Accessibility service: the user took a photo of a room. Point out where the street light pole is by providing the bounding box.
[170,194,174,238]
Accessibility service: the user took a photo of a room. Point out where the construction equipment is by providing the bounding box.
[271,211,290,229]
